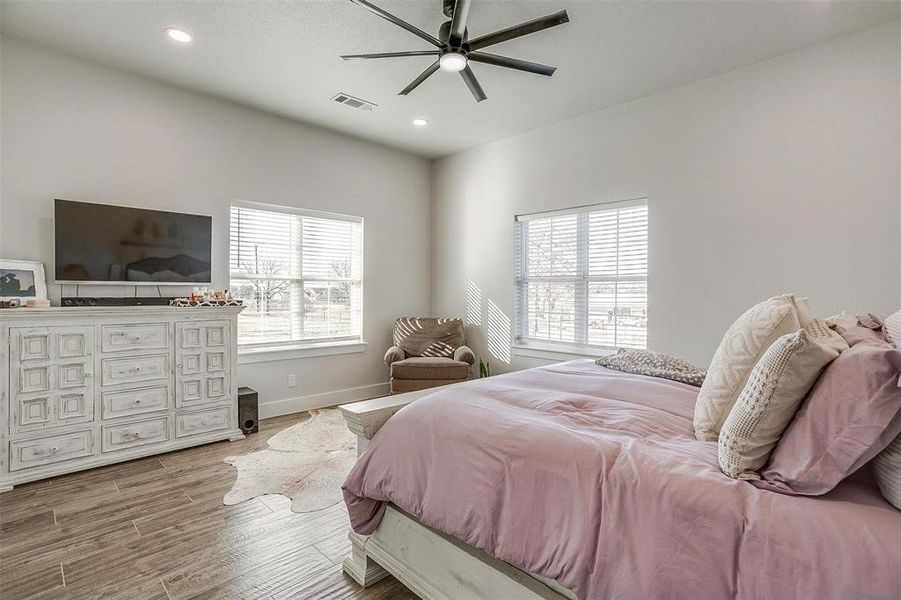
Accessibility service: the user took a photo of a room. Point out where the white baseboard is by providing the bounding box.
[258,382,391,419]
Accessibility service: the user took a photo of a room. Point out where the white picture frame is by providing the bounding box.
[0,259,47,302]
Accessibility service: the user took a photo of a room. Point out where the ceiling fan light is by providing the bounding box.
[439,52,467,72]
[164,27,193,44]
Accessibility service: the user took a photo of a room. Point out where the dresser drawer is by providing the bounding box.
[102,385,170,419]
[9,429,94,471]
[176,406,230,438]
[102,416,169,452]
[101,324,169,353]
[102,354,169,386]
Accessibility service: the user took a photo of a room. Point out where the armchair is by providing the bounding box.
[384,317,475,394]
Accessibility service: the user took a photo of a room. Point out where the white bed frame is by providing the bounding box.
[338,391,574,600]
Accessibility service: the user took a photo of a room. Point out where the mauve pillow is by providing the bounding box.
[842,325,890,347]
[752,334,901,495]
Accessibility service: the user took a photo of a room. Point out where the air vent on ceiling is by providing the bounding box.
[331,93,378,112]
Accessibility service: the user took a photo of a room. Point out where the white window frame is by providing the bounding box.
[229,200,365,359]
[513,198,648,356]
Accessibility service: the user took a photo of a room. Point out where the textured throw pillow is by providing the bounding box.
[753,332,901,495]
[804,317,850,354]
[874,435,901,510]
[596,349,706,387]
[694,294,812,442]
[718,325,842,480]
[873,309,901,510]
[884,309,901,343]
[825,312,859,334]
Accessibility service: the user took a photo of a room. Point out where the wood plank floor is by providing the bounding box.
[0,413,417,600]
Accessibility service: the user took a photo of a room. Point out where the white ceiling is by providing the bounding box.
[2,1,898,158]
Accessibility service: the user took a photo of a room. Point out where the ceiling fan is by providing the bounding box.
[341,0,570,102]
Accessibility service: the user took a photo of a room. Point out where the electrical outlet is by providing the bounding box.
[287,374,297,388]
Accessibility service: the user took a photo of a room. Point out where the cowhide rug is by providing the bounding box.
[222,408,356,513]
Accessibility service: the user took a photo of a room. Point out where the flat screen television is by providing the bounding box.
[54,199,213,284]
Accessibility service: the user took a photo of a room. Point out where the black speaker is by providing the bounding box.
[238,387,259,434]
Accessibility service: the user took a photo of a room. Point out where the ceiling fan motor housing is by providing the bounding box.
[438,21,467,51]
[442,0,455,18]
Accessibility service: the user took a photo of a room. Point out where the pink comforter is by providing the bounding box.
[343,360,901,599]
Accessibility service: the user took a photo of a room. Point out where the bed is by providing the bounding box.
[340,359,901,599]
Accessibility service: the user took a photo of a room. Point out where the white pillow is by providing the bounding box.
[694,294,811,442]
[718,324,843,480]
[873,435,901,510]
[884,309,901,343]
[874,309,901,511]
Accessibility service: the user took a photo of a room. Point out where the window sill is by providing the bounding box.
[511,341,618,362]
[238,340,368,364]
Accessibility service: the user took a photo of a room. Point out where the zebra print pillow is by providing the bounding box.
[393,317,465,358]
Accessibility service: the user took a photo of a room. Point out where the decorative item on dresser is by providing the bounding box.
[0,258,47,303]
[0,305,244,491]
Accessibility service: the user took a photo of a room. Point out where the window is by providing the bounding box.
[229,201,363,348]
[514,200,648,351]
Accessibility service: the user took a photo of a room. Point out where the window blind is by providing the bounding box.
[514,200,648,350]
[229,202,363,348]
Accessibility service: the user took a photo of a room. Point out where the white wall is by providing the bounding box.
[3,20,899,408]
[0,37,432,415]
[432,21,901,371]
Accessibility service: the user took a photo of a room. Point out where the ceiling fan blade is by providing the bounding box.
[349,0,441,47]
[448,0,473,46]
[466,10,569,51]
[468,52,556,76]
[460,65,487,102]
[399,61,440,95]
[342,50,439,60]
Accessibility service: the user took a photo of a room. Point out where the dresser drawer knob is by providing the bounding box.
[50,446,58,454]
[134,399,142,405]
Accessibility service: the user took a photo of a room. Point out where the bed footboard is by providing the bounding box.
[338,388,434,455]
[343,505,570,598]
[338,388,433,588]
[337,387,572,599]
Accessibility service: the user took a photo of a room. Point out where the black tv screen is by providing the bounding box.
[55,199,212,284]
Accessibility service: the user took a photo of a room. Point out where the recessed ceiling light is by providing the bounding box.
[412,118,429,127]
[165,27,192,44]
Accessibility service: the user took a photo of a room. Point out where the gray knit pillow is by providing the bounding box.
[596,349,707,387]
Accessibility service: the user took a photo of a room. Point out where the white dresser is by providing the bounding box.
[0,306,244,491]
